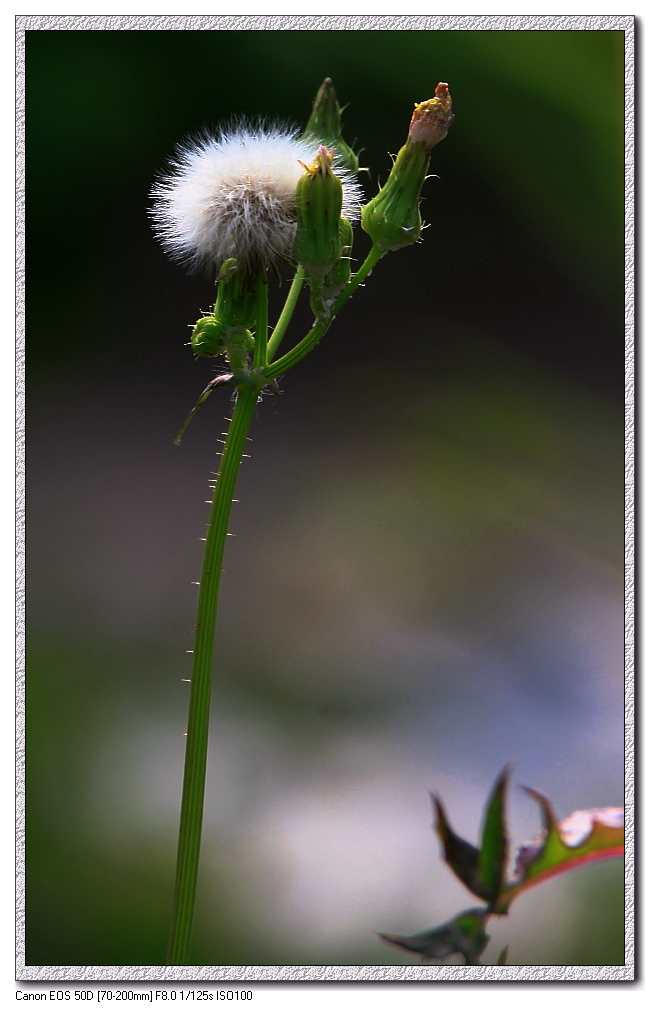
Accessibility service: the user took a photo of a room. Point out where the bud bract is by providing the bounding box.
[319,217,354,302]
[293,147,344,276]
[303,78,360,175]
[361,83,453,252]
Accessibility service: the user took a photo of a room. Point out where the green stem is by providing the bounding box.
[265,245,383,379]
[168,268,268,965]
[266,267,306,361]
[252,269,268,369]
[167,384,257,965]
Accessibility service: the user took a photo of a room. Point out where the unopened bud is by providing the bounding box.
[293,146,344,276]
[303,78,360,174]
[213,258,258,331]
[361,83,453,252]
[191,315,228,357]
[408,82,454,150]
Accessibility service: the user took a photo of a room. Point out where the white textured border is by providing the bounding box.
[622,7,636,987]
[10,964,637,982]
[15,4,26,994]
[15,13,634,31]
[15,12,635,985]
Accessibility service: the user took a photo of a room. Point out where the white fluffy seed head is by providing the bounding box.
[150,122,363,271]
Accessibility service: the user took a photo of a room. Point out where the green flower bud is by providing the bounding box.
[191,315,228,357]
[361,83,453,252]
[303,77,360,175]
[293,147,344,277]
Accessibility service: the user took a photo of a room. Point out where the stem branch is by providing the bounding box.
[265,245,383,379]
[266,267,305,361]
[252,269,268,369]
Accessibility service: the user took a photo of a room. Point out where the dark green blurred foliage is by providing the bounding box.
[26,28,625,966]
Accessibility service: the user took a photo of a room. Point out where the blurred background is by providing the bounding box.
[25,28,625,967]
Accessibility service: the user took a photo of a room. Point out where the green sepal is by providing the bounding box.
[318,218,354,301]
[380,908,490,965]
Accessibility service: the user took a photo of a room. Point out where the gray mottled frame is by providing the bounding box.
[15,12,635,985]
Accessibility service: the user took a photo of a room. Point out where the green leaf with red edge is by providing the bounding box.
[493,788,624,914]
[380,908,490,964]
[433,766,510,904]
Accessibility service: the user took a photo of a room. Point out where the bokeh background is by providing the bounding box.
[25,28,626,967]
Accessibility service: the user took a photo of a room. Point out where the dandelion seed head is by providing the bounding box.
[150,122,363,271]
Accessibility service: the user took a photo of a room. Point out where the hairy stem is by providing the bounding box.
[167,383,257,965]
[167,270,269,964]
